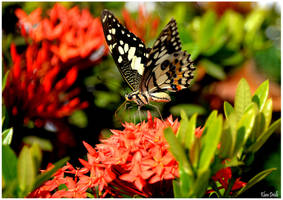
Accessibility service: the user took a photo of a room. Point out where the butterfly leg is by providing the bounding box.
[148,103,163,120]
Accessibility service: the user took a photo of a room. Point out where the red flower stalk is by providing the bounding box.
[15,3,108,69]
[3,43,88,127]
[122,5,160,43]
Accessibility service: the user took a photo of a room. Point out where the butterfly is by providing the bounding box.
[101,9,195,108]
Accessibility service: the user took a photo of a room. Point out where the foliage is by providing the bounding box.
[164,79,280,197]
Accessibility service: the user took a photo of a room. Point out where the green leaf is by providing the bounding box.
[199,115,223,172]
[164,128,192,175]
[68,110,88,128]
[179,167,193,197]
[30,143,42,172]
[203,110,218,131]
[224,101,234,119]
[2,127,13,145]
[170,104,206,117]
[2,145,18,185]
[221,52,244,66]
[234,79,252,121]
[191,169,211,197]
[252,80,269,111]
[262,98,272,131]
[185,114,198,150]
[23,136,53,152]
[219,126,233,159]
[33,157,69,191]
[173,179,182,197]
[233,107,256,156]
[235,168,276,197]
[248,118,281,153]
[177,110,189,142]
[200,59,226,80]
[17,146,36,196]
[2,70,10,90]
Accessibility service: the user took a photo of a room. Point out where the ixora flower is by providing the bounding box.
[15,3,108,69]
[28,112,245,198]
[29,112,179,198]
[3,43,88,127]
[122,5,160,43]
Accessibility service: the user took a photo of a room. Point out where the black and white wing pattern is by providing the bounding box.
[101,9,149,91]
[141,19,195,93]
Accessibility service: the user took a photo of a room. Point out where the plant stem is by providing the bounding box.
[209,180,222,197]
[223,177,236,197]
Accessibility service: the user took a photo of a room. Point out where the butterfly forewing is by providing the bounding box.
[101,9,149,91]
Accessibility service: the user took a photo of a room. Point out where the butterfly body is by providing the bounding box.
[101,9,195,108]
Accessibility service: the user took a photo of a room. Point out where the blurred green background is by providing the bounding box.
[2,2,281,197]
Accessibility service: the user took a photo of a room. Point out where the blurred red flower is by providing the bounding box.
[122,5,160,43]
[3,43,88,127]
[15,3,108,69]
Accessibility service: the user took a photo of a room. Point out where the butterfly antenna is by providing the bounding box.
[148,103,163,120]
[114,100,128,124]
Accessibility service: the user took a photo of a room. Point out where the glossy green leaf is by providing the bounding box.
[17,146,36,196]
[224,101,234,119]
[2,145,18,185]
[33,157,69,191]
[177,110,189,142]
[219,126,232,159]
[2,127,13,145]
[234,79,252,121]
[30,143,42,172]
[199,115,222,172]
[185,113,197,150]
[203,110,218,133]
[179,167,193,197]
[262,98,272,130]
[252,80,269,111]
[164,128,192,175]
[248,118,281,153]
[170,104,206,117]
[23,136,52,152]
[233,108,256,156]
[200,59,226,80]
[235,168,276,197]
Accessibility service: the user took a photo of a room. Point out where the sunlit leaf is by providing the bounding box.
[2,127,13,145]
[17,146,36,196]
[199,115,222,172]
[2,70,10,90]
[224,101,234,119]
[30,143,42,172]
[234,78,251,121]
[262,98,272,131]
[252,80,269,111]
[164,127,192,176]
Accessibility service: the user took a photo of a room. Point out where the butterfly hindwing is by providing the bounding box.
[101,9,149,90]
[140,18,195,94]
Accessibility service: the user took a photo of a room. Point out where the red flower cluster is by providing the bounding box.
[3,43,88,127]
[122,5,160,43]
[212,167,246,192]
[29,112,179,198]
[15,3,107,69]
